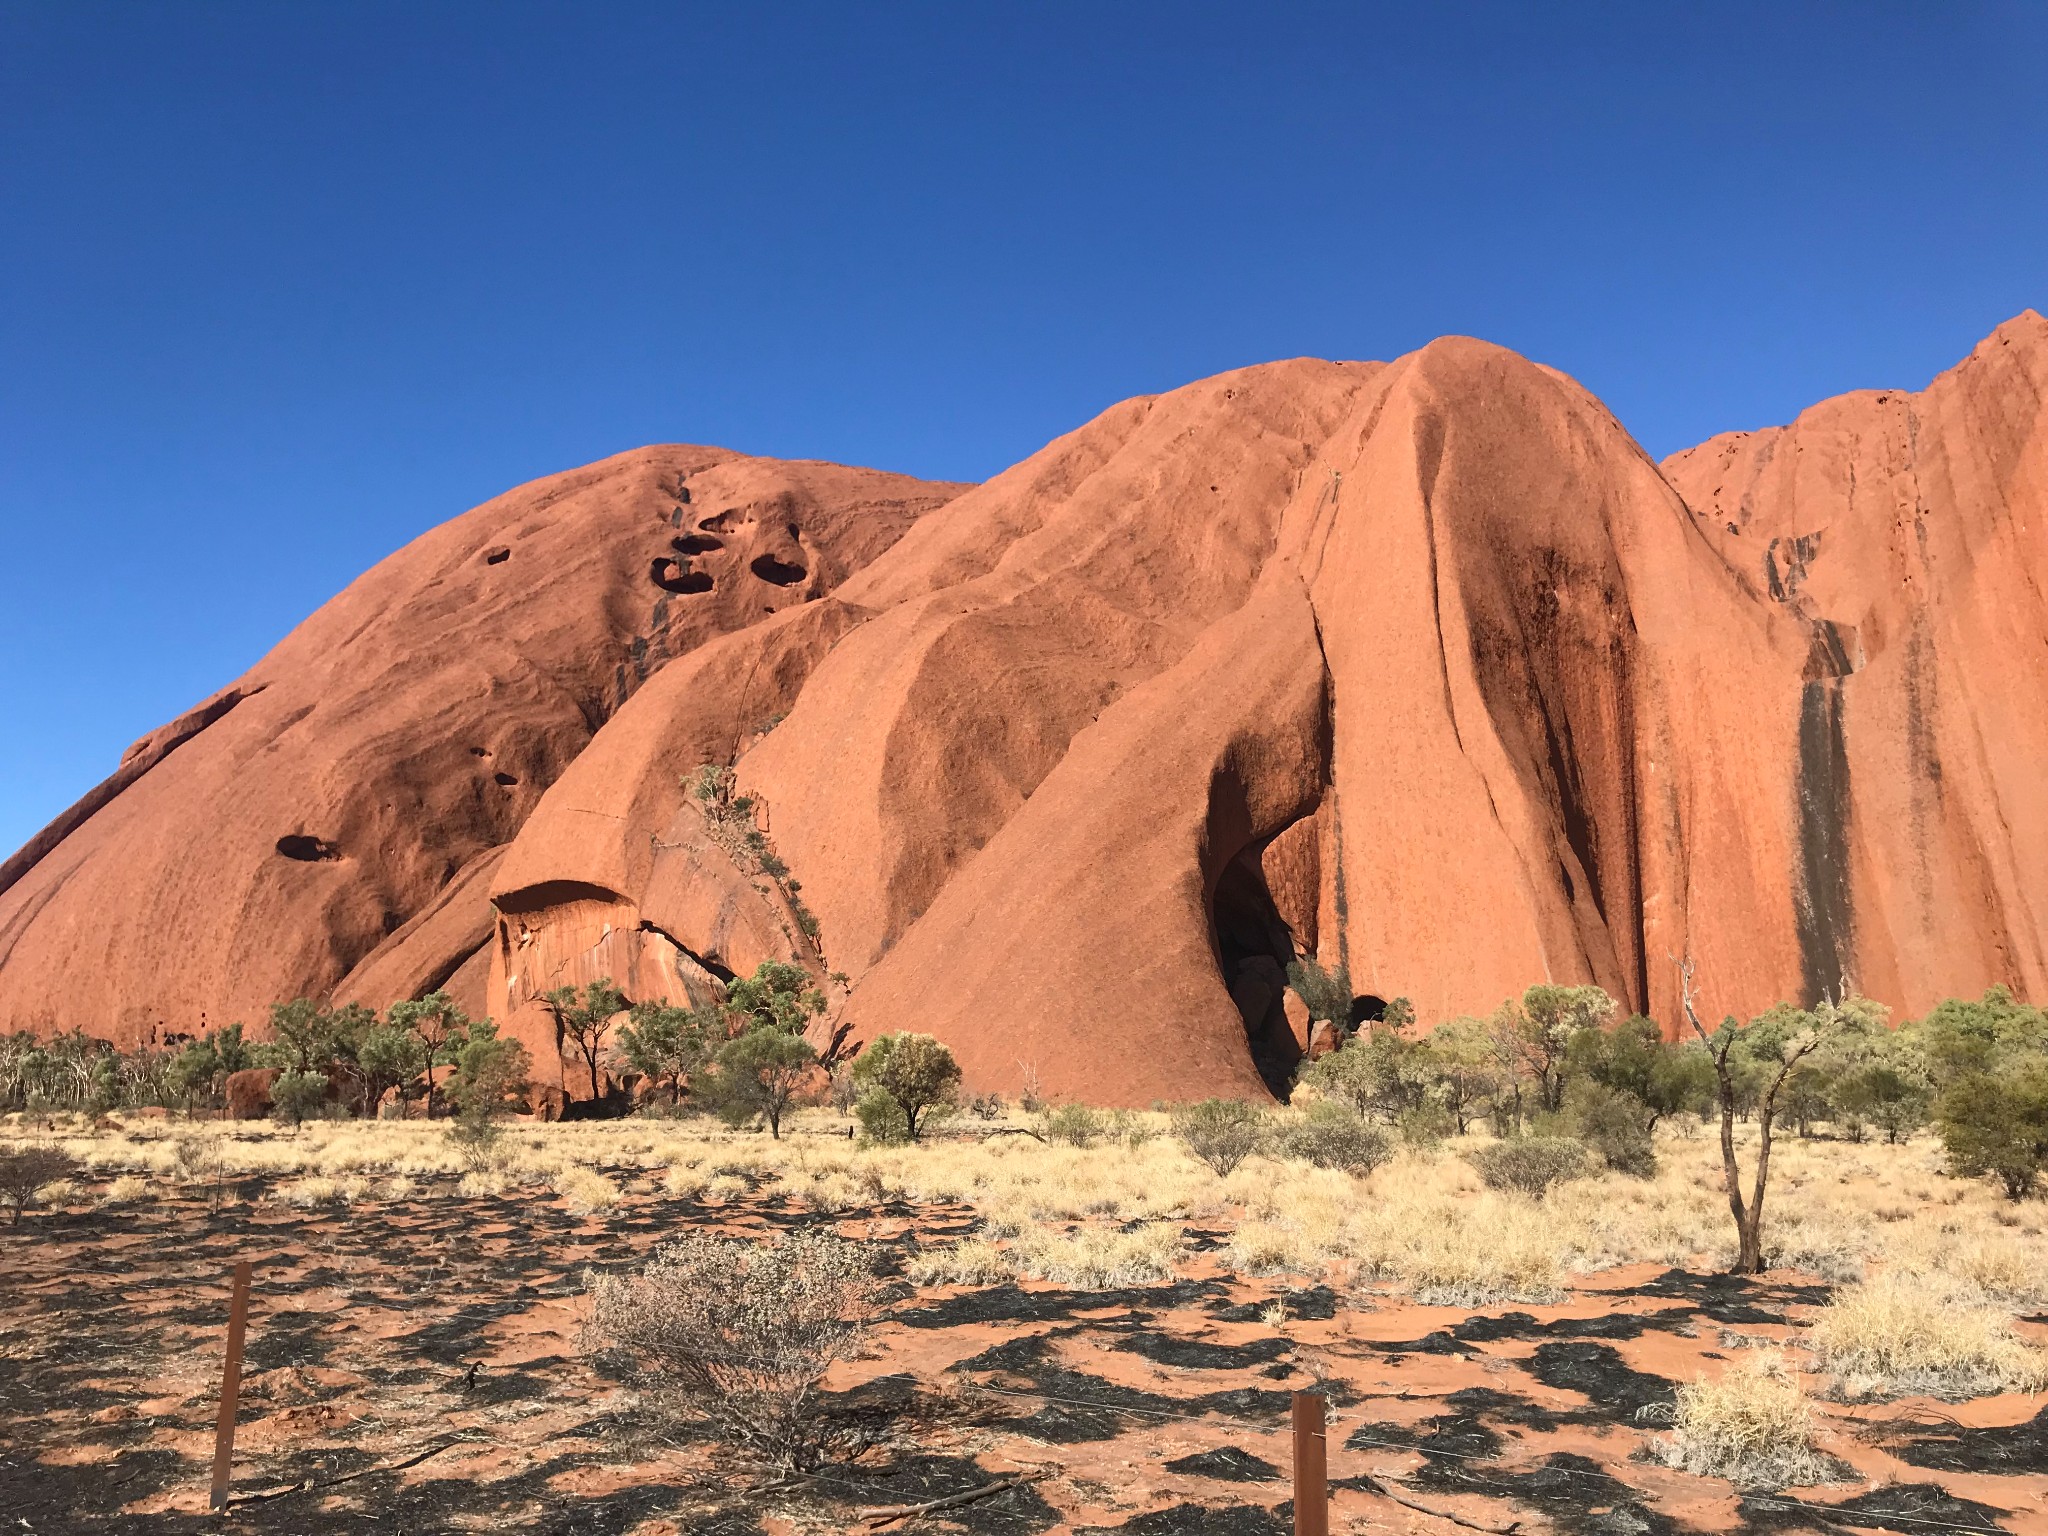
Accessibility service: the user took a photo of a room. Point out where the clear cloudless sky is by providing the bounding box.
[2,2,2044,857]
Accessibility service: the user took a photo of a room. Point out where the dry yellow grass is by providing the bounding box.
[1810,1271,2048,1400]
[553,1167,623,1213]
[10,1107,2047,1322]
[1662,1351,1837,1489]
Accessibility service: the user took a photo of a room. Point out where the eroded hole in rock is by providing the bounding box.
[697,510,739,533]
[1212,846,1302,1098]
[469,746,490,758]
[749,553,808,587]
[483,546,510,565]
[671,533,723,555]
[1349,994,1387,1030]
[276,834,339,862]
[494,772,518,787]
[649,557,713,594]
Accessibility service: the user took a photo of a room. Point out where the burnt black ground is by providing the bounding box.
[3,1177,2040,1535]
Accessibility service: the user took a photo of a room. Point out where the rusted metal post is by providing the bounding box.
[1292,1390,1328,1536]
[209,1260,253,1511]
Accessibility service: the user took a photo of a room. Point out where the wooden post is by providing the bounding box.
[1292,1390,1328,1536]
[209,1260,253,1511]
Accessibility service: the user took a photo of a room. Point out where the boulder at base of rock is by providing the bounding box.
[225,1068,279,1121]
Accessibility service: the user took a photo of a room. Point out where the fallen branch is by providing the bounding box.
[226,1435,481,1507]
[863,1473,1038,1526]
[1354,1472,1521,1534]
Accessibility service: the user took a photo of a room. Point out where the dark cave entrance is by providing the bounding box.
[1349,994,1387,1030]
[1210,844,1304,1099]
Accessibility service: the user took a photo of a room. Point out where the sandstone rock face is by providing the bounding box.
[1660,312,2048,1016]
[7,317,2044,1105]
[0,449,965,1041]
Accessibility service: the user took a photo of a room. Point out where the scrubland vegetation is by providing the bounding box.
[6,978,2048,1517]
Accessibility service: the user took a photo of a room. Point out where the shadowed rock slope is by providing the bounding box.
[4,316,2044,1104]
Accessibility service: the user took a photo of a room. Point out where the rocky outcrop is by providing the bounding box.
[224,1068,279,1121]
[6,316,2044,1104]
[0,449,966,1042]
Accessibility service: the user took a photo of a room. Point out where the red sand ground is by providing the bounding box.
[4,1156,2043,1534]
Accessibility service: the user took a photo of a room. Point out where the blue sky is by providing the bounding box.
[2,2,2043,857]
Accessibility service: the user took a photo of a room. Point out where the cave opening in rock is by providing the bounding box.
[749,553,808,587]
[1349,994,1387,1030]
[650,557,714,594]
[1210,845,1304,1099]
[276,834,338,862]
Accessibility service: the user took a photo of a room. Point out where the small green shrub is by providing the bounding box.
[271,1070,330,1129]
[1279,1102,1394,1174]
[1395,1103,1454,1148]
[1043,1103,1102,1147]
[445,1113,504,1171]
[854,1086,911,1146]
[1107,1108,1156,1148]
[1565,1080,1657,1177]
[1171,1099,1268,1176]
[1466,1136,1588,1198]
[1936,1066,2048,1200]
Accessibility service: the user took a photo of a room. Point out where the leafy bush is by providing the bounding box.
[586,1230,879,1468]
[443,1021,533,1120]
[1465,1136,1587,1198]
[854,1086,911,1146]
[445,1113,505,1171]
[1042,1103,1102,1147]
[1935,1065,2048,1200]
[1171,1099,1268,1176]
[1564,1079,1657,1177]
[1107,1108,1156,1148]
[1285,956,1353,1027]
[0,1144,79,1226]
[271,1069,330,1129]
[1279,1102,1393,1175]
[1394,1103,1454,1148]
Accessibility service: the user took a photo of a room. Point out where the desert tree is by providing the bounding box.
[706,1027,817,1139]
[1492,983,1617,1119]
[1677,959,1875,1273]
[1413,1016,1503,1134]
[1936,1063,2048,1199]
[263,998,375,1111]
[851,1032,961,1143]
[720,960,827,1037]
[271,1069,330,1130]
[356,1020,429,1116]
[540,978,630,1103]
[613,1002,711,1107]
[165,1022,254,1111]
[384,991,475,1115]
[0,1145,79,1227]
[443,1020,534,1166]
